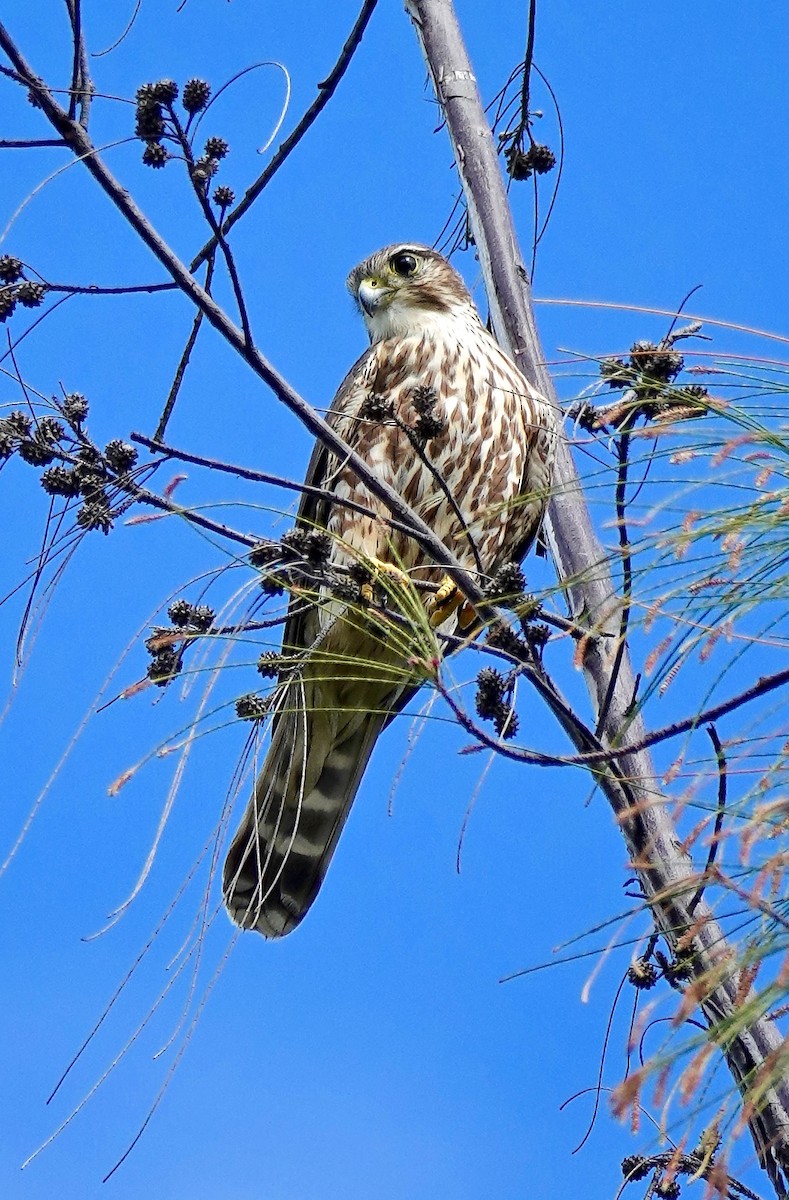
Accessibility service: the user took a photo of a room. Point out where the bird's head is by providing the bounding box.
[347,243,479,343]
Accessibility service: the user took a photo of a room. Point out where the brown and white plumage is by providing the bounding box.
[223,244,554,937]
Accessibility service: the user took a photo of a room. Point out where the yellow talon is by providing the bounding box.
[427,575,459,627]
[359,557,411,606]
[427,575,480,632]
[456,600,479,632]
[368,557,410,587]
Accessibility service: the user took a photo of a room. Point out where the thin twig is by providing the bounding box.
[0,138,68,148]
[586,669,789,766]
[4,335,67,660]
[44,280,176,295]
[92,0,142,57]
[429,664,789,772]
[688,724,727,916]
[0,292,75,365]
[570,971,630,1154]
[131,433,430,543]
[532,64,564,249]
[127,482,257,549]
[395,413,483,573]
[154,251,217,440]
[168,106,253,346]
[519,0,537,147]
[596,411,635,735]
[189,0,378,273]
[63,0,93,126]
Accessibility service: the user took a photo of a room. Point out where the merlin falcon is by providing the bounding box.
[223,243,554,936]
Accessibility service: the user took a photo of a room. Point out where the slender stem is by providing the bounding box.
[687,725,727,916]
[63,0,93,126]
[127,481,256,549]
[595,412,635,735]
[442,664,789,772]
[45,280,176,295]
[518,0,537,147]
[0,138,68,148]
[394,414,483,574]
[0,21,484,613]
[154,252,216,440]
[168,106,253,346]
[588,667,789,765]
[131,433,429,542]
[189,0,379,273]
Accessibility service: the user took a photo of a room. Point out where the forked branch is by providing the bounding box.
[406,0,789,1191]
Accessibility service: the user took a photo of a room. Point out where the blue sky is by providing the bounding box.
[1,3,789,1198]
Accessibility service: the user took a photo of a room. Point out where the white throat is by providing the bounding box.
[363,298,482,345]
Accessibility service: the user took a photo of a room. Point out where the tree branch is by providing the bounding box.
[0,138,68,148]
[126,479,257,549]
[131,432,431,542]
[0,20,483,610]
[63,0,93,127]
[189,0,379,273]
[45,280,176,295]
[405,0,789,1190]
[153,252,216,440]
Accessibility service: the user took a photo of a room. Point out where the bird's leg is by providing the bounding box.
[427,575,478,631]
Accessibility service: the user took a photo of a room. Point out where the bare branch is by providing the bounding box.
[595,410,636,736]
[189,0,379,273]
[45,280,176,295]
[592,667,789,764]
[167,105,253,346]
[63,0,94,127]
[405,0,789,1189]
[154,252,217,440]
[131,433,433,543]
[0,21,484,610]
[0,138,68,148]
[127,479,257,549]
[687,725,727,917]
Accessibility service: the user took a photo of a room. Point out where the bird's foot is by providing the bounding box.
[360,557,411,605]
[427,575,477,631]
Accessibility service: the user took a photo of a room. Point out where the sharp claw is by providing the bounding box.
[359,558,410,607]
[358,564,479,632]
[427,575,460,627]
[427,575,479,631]
[369,558,410,587]
[456,601,479,632]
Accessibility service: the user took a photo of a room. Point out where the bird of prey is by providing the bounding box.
[223,243,554,937]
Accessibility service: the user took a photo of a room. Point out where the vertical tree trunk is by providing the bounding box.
[406,0,789,1190]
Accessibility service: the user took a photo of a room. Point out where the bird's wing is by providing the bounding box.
[276,344,381,665]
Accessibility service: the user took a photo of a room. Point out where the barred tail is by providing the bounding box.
[222,680,390,937]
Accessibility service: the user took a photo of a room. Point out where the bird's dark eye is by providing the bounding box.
[389,252,419,278]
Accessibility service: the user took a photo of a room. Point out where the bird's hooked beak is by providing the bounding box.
[357,276,392,317]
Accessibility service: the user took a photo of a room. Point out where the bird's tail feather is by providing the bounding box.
[223,669,398,937]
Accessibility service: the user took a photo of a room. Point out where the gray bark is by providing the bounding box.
[3,4,788,1189]
[406,0,789,1192]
